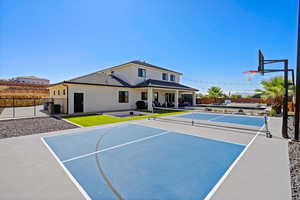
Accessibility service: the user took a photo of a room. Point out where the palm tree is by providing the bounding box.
[207,87,225,103]
[255,76,294,114]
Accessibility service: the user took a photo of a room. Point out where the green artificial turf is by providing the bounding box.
[64,109,188,127]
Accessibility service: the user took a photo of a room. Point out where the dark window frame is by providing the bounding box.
[141,92,147,100]
[58,90,60,95]
[170,74,176,81]
[53,90,55,95]
[119,91,129,103]
[63,89,66,95]
[162,73,168,81]
[138,68,146,77]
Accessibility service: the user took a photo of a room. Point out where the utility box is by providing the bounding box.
[48,103,61,114]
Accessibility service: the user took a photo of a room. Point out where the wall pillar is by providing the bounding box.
[175,90,179,108]
[192,92,196,106]
[147,87,153,111]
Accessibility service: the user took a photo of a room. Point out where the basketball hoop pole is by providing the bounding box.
[283,60,289,139]
[294,0,300,141]
[257,52,290,138]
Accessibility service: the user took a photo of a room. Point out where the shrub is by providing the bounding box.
[269,109,277,117]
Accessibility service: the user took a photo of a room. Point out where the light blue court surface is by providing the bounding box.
[44,124,245,200]
[179,113,265,127]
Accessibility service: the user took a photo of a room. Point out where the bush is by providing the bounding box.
[269,109,277,117]
[136,101,147,109]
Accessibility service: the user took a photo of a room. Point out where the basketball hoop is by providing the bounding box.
[243,70,259,81]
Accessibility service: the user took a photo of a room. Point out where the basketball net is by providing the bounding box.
[243,70,258,81]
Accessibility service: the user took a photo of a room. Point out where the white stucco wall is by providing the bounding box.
[52,83,196,114]
[49,84,68,113]
[68,84,138,114]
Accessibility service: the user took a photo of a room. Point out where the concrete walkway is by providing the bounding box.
[0,117,291,200]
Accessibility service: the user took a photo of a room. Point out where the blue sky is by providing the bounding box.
[0,0,298,94]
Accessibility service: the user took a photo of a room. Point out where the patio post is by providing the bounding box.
[193,92,196,106]
[175,90,179,108]
[147,87,153,111]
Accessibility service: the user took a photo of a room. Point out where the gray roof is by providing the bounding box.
[64,72,131,87]
[58,72,197,91]
[51,61,194,90]
[135,79,198,91]
[100,60,182,75]
[129,60,182,75]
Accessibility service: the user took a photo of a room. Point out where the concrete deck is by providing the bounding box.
[209,117,291,200]
[0,117,291,200]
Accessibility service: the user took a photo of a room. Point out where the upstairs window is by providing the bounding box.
[63,89,66,95]
[141,92,147,100]
[138,68,146,77]
[170,74,176,81]
[119,91,129,103]
[53,90,56,95]
[162,73,168,81]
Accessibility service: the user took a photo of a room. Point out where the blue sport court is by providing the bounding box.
[42,123,246,200]
[178,113,265,127]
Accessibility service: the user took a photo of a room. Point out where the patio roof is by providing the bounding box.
[134,79,198,91]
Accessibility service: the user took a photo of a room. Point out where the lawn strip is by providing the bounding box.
[63,110,189,127]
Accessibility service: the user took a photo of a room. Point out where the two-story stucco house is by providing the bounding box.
[49,61,198,114]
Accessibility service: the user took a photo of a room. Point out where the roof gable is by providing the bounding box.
[100,60,182,75]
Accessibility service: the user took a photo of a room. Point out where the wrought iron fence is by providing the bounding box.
[0,97,55,119]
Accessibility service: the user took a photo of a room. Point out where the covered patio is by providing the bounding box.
[134,79,198,111]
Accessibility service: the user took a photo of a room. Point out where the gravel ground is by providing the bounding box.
[0,117,78,139]
[288,116,300,200]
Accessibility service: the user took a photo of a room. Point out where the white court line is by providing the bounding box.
[203,123,266,200]
[41,138,92,200]
[62,131,171,163]
[61,118,83,128]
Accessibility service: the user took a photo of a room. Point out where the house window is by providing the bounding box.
[119,91,129,103]
[58,90,60,95]
[63,89,66,95]
[170,74,176,81]
[162,73,168,81]
[53,90,55,95]
[141,92,147,100]
[138,68,146,77]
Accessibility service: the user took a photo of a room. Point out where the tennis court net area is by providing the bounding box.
[41,107,272,200]
[152,107,270,136]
